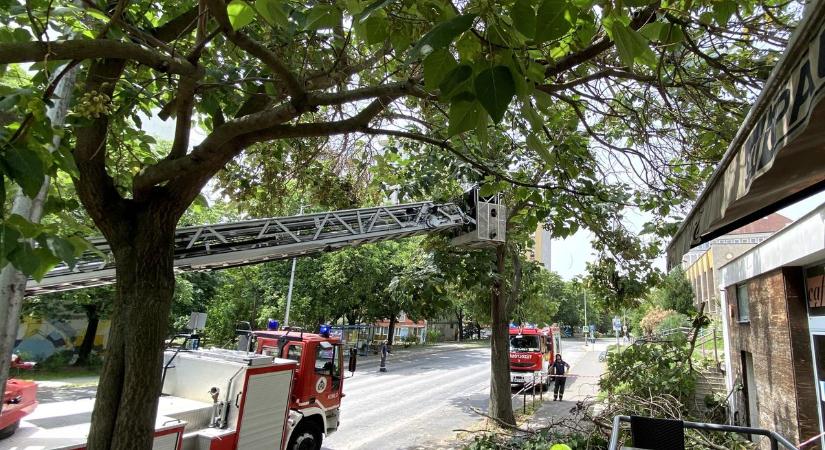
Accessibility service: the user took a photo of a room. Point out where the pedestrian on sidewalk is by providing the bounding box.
[551,354,570,401]
[379,340,389,372]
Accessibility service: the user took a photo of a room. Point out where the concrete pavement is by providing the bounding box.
[522,339,610,431]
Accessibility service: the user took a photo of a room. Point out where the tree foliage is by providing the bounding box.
[0,0,804,442]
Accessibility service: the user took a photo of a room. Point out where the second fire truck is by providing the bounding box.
[508,325,559,387]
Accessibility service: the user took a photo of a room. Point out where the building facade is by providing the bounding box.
[719,206,825,448]
[528,224,552,270]
[683,214,791,316]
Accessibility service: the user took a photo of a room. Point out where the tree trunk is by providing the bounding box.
[75,304,100,367]
[86,218,177,450]
[386,315,397,350]
[0,64,77,404]
[489,245,515,425]
[456,307,464,342]
[476,320,481,339]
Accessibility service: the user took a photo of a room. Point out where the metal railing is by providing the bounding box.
[608,415,799,450]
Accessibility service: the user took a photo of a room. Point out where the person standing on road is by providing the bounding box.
[379,340,389,372]
[552,354,571,401]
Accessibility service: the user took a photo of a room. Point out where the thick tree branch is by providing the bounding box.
[73,59,129,241]
[206,0,305,101]
[0,40,199,75]
[151,6,199,42]
[544,2,658,78]
[307,79,423,106]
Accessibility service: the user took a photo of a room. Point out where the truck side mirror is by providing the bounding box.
[348,347,357,373]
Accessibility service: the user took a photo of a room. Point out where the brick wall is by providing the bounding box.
[726,267,818,448]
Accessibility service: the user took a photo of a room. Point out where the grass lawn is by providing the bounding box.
[11,365,101,382]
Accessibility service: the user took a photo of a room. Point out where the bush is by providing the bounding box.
[38,350,75,371]
[656,312,689,334]
[639,307,683,335]
[425,329,441,343]
[600,341,695,402]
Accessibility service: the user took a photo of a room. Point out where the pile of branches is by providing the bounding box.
[463,393,755,450]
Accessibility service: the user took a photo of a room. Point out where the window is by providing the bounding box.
[509,335,540,352]
[286,344,303,366]
[737,283,750,322]
[315,342,339,375]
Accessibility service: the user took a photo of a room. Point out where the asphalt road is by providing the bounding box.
[323,338,592,450]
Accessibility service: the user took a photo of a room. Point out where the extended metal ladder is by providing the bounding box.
[27,192,506,296]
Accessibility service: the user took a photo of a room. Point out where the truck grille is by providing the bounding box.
[511,362,536,369]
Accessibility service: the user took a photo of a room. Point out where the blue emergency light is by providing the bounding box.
[319,324,331,337]
[267,319,280,331]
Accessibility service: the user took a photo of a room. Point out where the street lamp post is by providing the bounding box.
[284,205,305,327]
[583,288,587,346]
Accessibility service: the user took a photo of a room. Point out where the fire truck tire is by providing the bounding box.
[287,421,322,450]
[0,420,20,440]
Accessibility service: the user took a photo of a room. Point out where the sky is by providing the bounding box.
[549,190,825,280]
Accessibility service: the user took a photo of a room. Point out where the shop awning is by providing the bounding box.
[667,2,825,269]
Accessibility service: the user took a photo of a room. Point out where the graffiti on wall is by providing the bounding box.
[14,316,111,361]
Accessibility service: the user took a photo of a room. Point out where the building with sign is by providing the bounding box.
[667,4,825,269]
[718,205,825,446]
[666,3,825,446]
[683,213,791,316]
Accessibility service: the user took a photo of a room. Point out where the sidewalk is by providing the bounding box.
[522,346,606,430]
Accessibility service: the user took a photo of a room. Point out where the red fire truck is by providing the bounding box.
[508,325,558,387]
[3,327,344,450]
[0,355,38,439]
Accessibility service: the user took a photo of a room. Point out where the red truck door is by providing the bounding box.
[312,342,342,409]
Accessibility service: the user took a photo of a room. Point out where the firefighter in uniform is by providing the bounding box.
[552,354,571,401]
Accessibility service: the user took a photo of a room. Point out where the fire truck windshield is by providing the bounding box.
[509,335,540,352]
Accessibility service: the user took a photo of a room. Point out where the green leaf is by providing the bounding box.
[0,224,21,268]
[713,0,737,26]
[8,244,61,281]
[639,22,684,45]
[473,66,516,124]
[510,0,536,39]
[0,175,4,218]
[438,64,472,98]
[699,11,713,26]
[5,214,41,238]
[527,133,553,164]
[408,14,476,61]
[356,0,393,23]
[423,49,458,91]
[4,144,45,197]
[535,0,573,44]
[305,5,342,30]
[609,21,656,68]
[364,15,389,45]
[447,99,483,136]
[46,236,78,269]
[227,0,256,30]
[255,0,289,28]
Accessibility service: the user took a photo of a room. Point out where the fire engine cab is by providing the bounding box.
[508,325,557,387]
[0,355,38,440]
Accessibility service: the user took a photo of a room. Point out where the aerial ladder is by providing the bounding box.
[26,190,506,296]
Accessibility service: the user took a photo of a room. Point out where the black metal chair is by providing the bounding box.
[629,415,685,450]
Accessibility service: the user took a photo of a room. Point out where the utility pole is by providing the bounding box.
[284,205,305,327]
[0,65,78,400]
[583,287,587,346]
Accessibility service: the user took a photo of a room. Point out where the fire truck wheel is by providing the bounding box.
[287,422,322,450]
[0,420,20,440]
